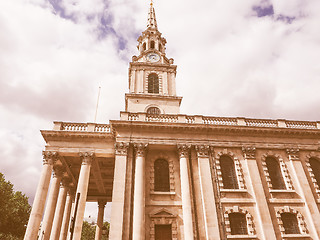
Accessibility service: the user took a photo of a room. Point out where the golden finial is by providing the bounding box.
[150,0,153,6]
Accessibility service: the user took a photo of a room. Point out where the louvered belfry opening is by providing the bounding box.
[266,157,286,189]
[281,213,300,234]
[154,159,170,192]
[220,155,239,189]
[148,73,159,93]
[147,107,161,115]
[229,213,248,235]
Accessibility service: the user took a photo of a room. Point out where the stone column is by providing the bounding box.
[41,167,63,240]
[132,143,148,240]
[24,151,57,240]
[50,179,69,240]
[109,142,129,240]
[59,190,74,240]
[95,201,107,240]
[195,145,220,240]
[71,152,94,240]
[242,147,277,240]
[286,149,320,237]
[177,144,194,240]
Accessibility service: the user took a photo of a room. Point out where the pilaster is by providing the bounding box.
[177,144,194,240]
[242,147,276,240]
[109,142,129,240]
[195,145,220,240]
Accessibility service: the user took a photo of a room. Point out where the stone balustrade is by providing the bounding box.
[52,114,320,132]
[53,122,111,132]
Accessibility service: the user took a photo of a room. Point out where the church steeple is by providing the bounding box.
[147,2,158,30]
[125,2,182,115]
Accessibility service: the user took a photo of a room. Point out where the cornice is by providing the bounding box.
[130,62,177,71]
[109,120,320,138]
[125,93,182,102]
[41,130,114,142]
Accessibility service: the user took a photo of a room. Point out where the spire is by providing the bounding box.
[147,0,158,30]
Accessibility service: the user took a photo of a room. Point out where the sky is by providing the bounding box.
[1,0,320,222]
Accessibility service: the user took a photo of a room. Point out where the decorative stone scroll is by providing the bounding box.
[134,143,148,157]
[114,142,129,156]
[275,206,308,235]
[149,209,178,240]
[242,147,256,160]
[215,149,246,190]
[79,152,95,165]
[42,151,58,165]
[224,206,256,236]
[286,148,300,161]
[195,145,213,158]
[177,144,191,158]
[305,152,320,198]
[261,152,293,191]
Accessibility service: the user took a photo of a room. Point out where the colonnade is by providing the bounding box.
[24,151,107,240]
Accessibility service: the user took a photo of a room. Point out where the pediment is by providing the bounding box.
[150,208,176,218]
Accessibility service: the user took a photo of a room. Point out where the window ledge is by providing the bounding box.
[150,191,176,196]
[269,189,295,193]
[282,234,310,238]
[227,235,257,239]
[220,189,247,193]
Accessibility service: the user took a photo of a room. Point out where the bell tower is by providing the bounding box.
[125,2,182,115]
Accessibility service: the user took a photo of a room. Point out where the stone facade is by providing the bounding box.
[24,3,320,240]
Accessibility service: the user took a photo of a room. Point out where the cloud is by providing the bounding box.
[1,0,320,222]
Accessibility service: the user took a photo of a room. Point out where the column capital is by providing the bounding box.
[98,200,107,208]
[242,146,256,159]
[53,166,64,178]
[42,151,59,165]
[79,152,95,165]
[195,145,212,158]
[115,142,129,156]
[286,148,300,160]
[134,143,148,157]
[177,144,191,158]
[61,177,71,188]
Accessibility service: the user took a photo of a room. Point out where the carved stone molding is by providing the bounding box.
[177,144,191,158]
[242,146,256,159]
[134,143,148,157]
[149,209,178,240]
[286,148,300,161]
[195,145,212,158]
[79,152,95,165]
[261,152,293,191]
[114,142,129,156]
[224,206,256,236]
[305,152,320,198]
[42,151,58,165]
[275,206,308,235]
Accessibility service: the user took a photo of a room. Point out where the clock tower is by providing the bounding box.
[125,2,182,115]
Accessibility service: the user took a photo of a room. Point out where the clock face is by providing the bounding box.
[147,53,160,62]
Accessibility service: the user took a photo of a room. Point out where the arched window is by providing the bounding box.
[220,155,238,189]
[229,213,248,235]
[266,157,286,189]
[148,73,159,93]
[150,40,155,49]
[142,42,146,51]
[309,158,320,186]
[159,43,162,52]
[281,213,300,234]
[147,107,161,115]
[154,159,170,192]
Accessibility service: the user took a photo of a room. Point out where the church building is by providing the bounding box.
[24,2,320,240]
